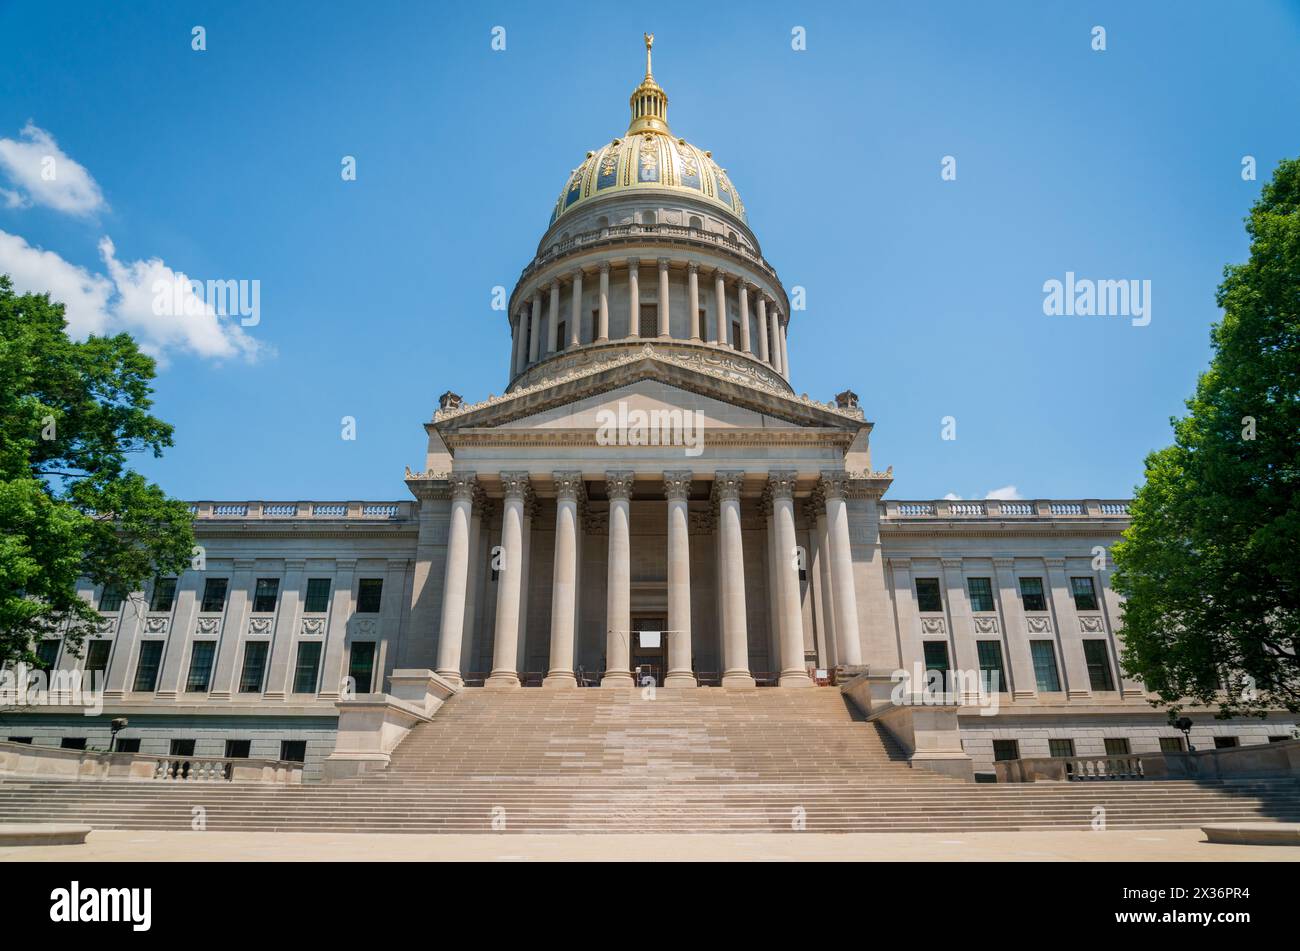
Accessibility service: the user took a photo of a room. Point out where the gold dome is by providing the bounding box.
[548,34,747,228]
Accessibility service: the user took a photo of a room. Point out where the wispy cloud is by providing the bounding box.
[0,122,106,216]
[942,485,1026,501]
[0,230,263,364]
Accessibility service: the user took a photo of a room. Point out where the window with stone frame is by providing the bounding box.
[1159,736,1185,752]
[914,577,943,613]
[1018,576,1047,612]
[252,578,280,613]
[992,739,1019,761]
[1104,737,1131,756]
[185,641,216,692]
[35,639,60,675]
[967,577,995,612]
[150,577,177,612]
[1029,640,1061,692]
[98,583,126,613]
[356,578,384,613]
[84,640,111,676]
[976,640,1006,693]
[133,641,163,692]
[1081,639,1115,691]
[200,577,228,613]
[1070,576,1099,611]
[1049,738,1075,757]
[639,305,657,339]
[293,642,323,693]
[239,641,269,693]
[304,578,331,613]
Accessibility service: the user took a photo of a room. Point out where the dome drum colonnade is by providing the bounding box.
[431,469,865,690]
[504,32,793,389]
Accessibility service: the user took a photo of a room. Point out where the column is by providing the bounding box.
[664,471,695,687]
[994,557,1036,701]
[889,559,924,688]
[509,311,522,376]
[809,496,837,668]
[713,269,727,345]
[260,560,304,699]
[155,571,201,699]
[528,290,542,363]
[778,315,790,378]
[714,471,755,687]
[821,472,863,667]
[769,311,782,374]
[434,473,476,686]
[601,470,635,686]
[737,282,752,353]
[657,258,671,337]
[569,269,583,348]
[687,263,701,341]
[627,259,640,338]
[597,262,610,341]
[486,472,530,688]
[756,295,770,363]
[942,557,980,702]
[544,471,583,688]
[1046,557,1091,699]
[770,471,812,687]
[546,281,561,354]
[1099,565,1145,698]
[317,560,356,700]
[209,559,255,699]
[103,584,146,700]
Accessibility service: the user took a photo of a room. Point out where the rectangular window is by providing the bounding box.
[914,578,943,613]
[238,641,269,693]
[200,577,228,613]
[1214,736,1239,749]
[967,577,994,613]
[992,739,1019,762]
[7,737,32,744]
[84,640,111,676]
[1082,639,1115,691]
[1269,735,1292,743]
[639,306,658,339]
[61,737,87,750]
[293,642,322,694]
[555,320,567,349]
[1160,736,1185,752]
[35,640,60,675]
[280,740,307,763]
[185,641,216,692]
[1019,576,1046,612]
[731,320,741,347]
[1070,576,1099,612]
[115,738,140,753]
[252,578,279,613]
[170,739,195,757]
[1029,640,1062,692]
[133,640,164,692]
[225,739,251,759]
[98,583,126,613]
[356,578,384,614]
[348,642,377,694]
[976,640,1006,692]
[1049,738,1075,758]
[304,578,332,613]
[1104,738,1131,756]
[922,641,950,688]
[150,577,177,612]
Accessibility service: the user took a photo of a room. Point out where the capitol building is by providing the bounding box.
[5,36,1294,794]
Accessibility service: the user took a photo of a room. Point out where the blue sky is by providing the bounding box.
[1,1,1297,502]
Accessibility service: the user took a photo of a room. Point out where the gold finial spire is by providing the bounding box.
[628,33,669,135]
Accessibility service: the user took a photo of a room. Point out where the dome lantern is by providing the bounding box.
[627,32,669,136]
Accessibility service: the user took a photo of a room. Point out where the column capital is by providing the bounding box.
[449,471,478,502]
[598,260,611,274]
[941,557,964,570]
[626,256,641,269]
[605,470,635,500]
[663,470,693,500]
[1044,556,1067,569]
[993,556,1017,569]
[819,469,850,499]
[712,470,746,502]
[686,261,699,275]
[500,471,532,501]
[552,470,585,502]
[888,557,912,570]
[570,267,584,282]
[767,469,798,499]
[714,267,729,281]
[657,256,671,270]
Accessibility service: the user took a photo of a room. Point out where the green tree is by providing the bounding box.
[1113,158,1300,717]
[0,275,194,668]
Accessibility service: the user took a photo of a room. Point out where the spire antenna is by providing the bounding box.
[644,32,654,77]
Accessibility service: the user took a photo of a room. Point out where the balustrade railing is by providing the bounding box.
[1065,754,1145,780]
[154,757,234,782]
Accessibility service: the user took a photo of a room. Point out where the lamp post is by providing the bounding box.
[1175,716,1194,752]
[109,717,128,753]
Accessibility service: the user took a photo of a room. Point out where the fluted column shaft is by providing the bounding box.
[568,271,583,348]
[597,263,610,341]
[528,291,542,363]
[756,295,770,363]
[602,471,635,686]
[713,270,727,345]
[664,471,695,687]
[487,473,529,688]
[687,264,700,340]
[547,281,561,354]
[657,258,671,337]
[821,472,862,667]
[544,472,582,688]
[715,472,755,688]
[738,283,751,353]
[771,472,812,686]
[435,474,476,686]
[778,315,790,378]
[627,259,641,339]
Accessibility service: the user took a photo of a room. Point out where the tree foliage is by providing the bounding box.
[0,275,194,666]
[1113,159,1300,716]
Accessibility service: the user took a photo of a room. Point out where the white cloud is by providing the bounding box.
[0,122,106,216]
[943,492,963,500]
[983,485,1024,500]
[0,229,262,364]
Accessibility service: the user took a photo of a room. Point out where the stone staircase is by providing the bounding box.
[2,688,1299,833]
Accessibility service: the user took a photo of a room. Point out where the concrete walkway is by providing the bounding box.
[1,828,1298,861]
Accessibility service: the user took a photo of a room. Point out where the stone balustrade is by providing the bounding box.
[187,501,413,521]
[0,739,303,784]
[996,739,1300,783]
[881,499,1131,520]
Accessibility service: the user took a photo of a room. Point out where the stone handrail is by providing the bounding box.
[0,739,303,784]
[881,499,1131,520]
[187,501,412,521]
[997,739,1300,782]
[997,755,1145,783]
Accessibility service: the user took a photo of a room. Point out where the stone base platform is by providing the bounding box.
[1202,822,1300,846]
[0,823,92,847]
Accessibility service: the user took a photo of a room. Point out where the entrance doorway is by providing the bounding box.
[630,616,667,687]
